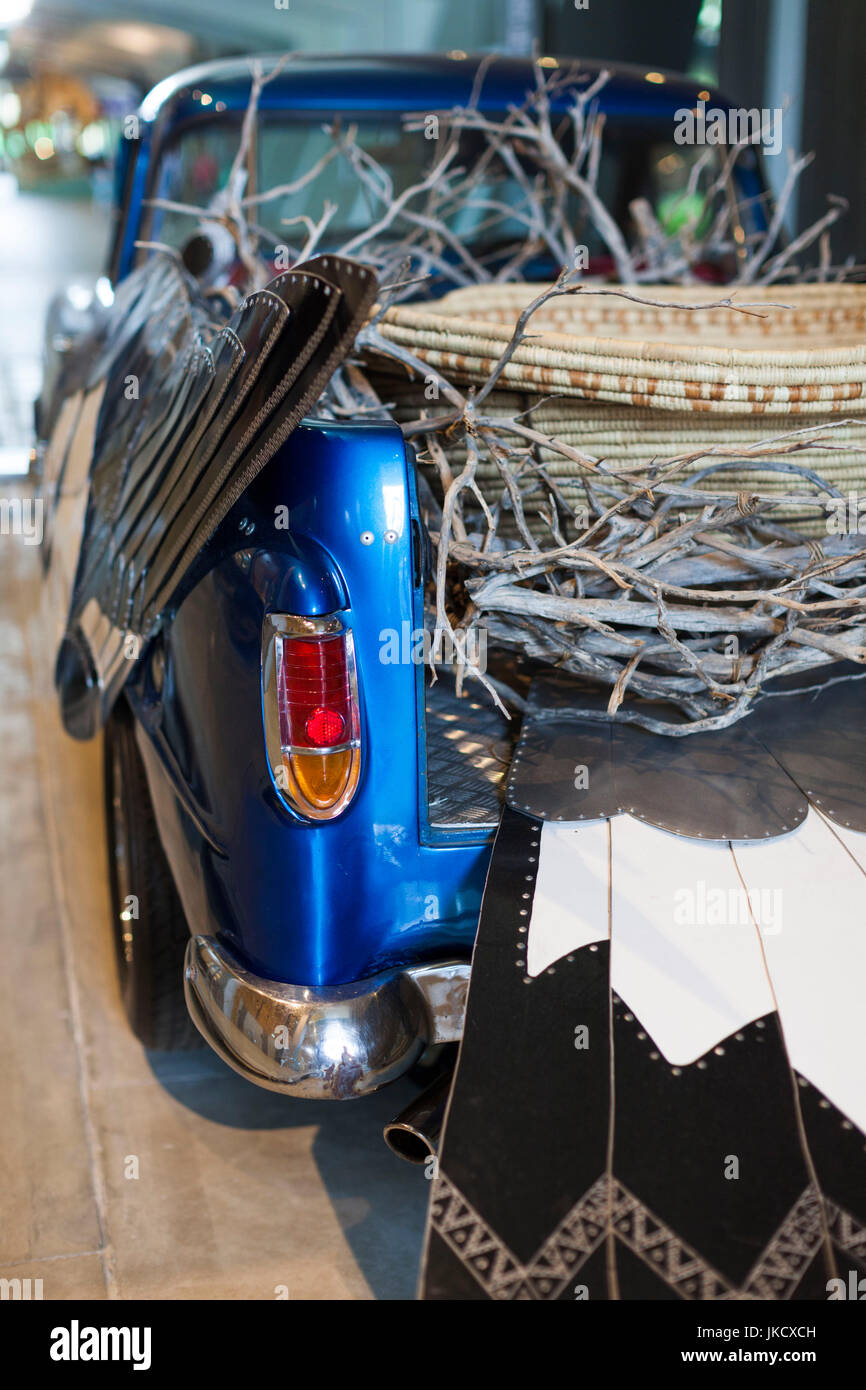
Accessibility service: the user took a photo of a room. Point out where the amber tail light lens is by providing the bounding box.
[262,615,361,820]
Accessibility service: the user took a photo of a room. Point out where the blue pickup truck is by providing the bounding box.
[38,54,763,1100]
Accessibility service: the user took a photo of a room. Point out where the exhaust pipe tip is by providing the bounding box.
[383,1119,437,1165]
[383,1068,453,1165]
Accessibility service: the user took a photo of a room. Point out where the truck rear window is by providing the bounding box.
[142,111,757,276]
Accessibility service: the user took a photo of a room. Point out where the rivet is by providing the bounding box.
[384,529,398,544]
[360,531,375,545]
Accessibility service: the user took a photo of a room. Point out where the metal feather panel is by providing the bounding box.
[504,667,866,841]
[421,803,866,1300]
[46,252,378,739]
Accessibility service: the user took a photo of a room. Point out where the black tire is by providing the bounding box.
[103,701,202,1050]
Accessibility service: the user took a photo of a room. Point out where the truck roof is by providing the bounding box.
[139,52,718,131]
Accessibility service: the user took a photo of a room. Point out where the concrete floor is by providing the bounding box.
[0,192,430,1301]
[0,186,111,472]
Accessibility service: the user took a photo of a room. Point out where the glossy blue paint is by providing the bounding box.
[128,419,488,986]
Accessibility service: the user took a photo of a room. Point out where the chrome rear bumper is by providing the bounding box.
[183,935,469,1099]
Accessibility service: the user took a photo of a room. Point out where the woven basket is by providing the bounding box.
[371,283,866,536]
[376,282,866,415]
[434,281,866,349]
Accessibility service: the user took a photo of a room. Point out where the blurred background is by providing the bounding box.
[0,0,864,474]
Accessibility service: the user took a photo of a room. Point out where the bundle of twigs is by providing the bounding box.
[359,271,866,732]
[139,52,866,733]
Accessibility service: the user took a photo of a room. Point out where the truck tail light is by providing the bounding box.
[262,614,361,820]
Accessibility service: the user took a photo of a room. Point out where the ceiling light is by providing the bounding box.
[0,0,33,26]
[0,90,20,126]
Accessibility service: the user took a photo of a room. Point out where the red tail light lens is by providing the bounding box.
[277,634,358,751]
[305,706,345,747]
[264,616,361,820]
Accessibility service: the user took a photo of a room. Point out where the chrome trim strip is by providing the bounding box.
[271,612,347,637]
[286,739,361,757]
[183,935,469,1099]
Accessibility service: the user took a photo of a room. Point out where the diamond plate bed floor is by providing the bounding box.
[424,670,516,830]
